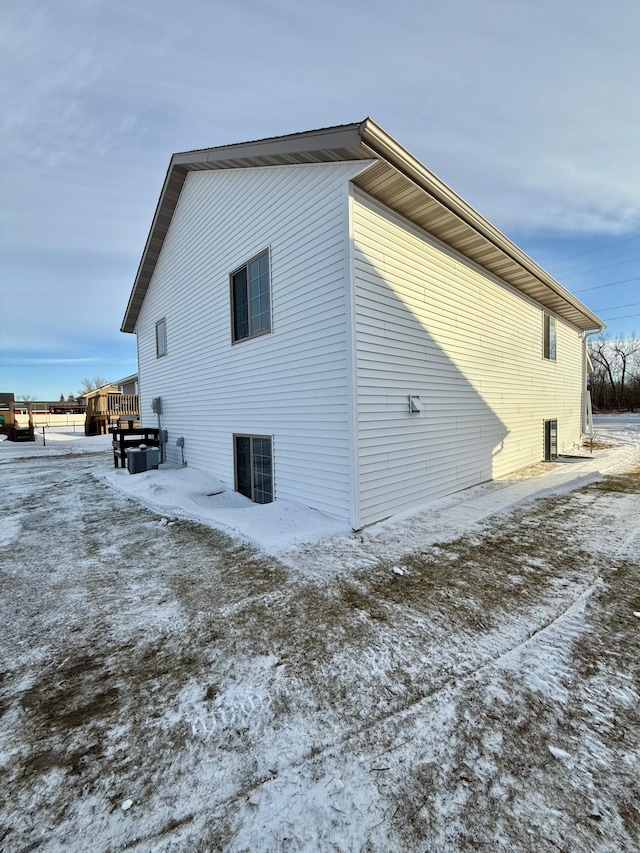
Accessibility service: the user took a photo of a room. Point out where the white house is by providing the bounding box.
[121,119,603,529]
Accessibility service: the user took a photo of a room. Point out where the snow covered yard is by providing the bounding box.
[1,418,639,851]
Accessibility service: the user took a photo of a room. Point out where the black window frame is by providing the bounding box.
[233,434,274,504]
[544,418,558,461]
[230,249,271,344]
[155,318,167,358]
[543,313,557,361]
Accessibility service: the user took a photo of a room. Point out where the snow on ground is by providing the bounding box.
[593,411,640,444]
[3,417,638,556]
[103,465,350,551]
[101,437,640,560]
[1,415,639,851]
[0,427,111,456]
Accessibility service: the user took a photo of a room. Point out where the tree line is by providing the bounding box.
[588,335,640,412]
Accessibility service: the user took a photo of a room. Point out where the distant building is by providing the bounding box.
[114,374,139,396]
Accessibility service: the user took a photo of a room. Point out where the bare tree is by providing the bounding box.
[627,344,640,411]
[588,334,640,411]
[78,376,110,395]
[613,335,640,409]
[589,335,620,410]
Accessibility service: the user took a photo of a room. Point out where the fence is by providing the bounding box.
[31,414,87,428]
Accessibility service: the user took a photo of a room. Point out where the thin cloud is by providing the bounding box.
[1,0,639,396]
[0,357,102,366]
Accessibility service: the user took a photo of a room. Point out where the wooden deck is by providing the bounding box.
[85,390,139,436]
[0,403,35,442]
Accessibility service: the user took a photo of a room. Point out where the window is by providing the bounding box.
[234,435,273,503]
[231,250,271,342]
[155,318,167,358]
[543,314,556,360]
[544,419,558,461]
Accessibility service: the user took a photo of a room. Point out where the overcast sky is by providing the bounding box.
[1,0,639,400]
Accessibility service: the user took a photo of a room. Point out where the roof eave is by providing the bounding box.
[357,119,604,332]
[121,159,187,333]
[172,122,364,167]
[121,119,605,335]
[121,122,369,333]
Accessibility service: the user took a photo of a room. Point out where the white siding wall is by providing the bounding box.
[136,162,369,522]
[352,190,585,527]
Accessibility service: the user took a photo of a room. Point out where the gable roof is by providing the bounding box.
[121,119,604,334]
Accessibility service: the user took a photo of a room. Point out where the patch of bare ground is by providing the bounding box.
[583,440,617,451]
[570,548,640,843]
[584,465,640,493]
[2,631,206,841]
[0,456,280,850]
[387,551,640,852]
[164,519,288,614]
[197,486,606,798]
[383,472,640,853]
[2,455,640,851]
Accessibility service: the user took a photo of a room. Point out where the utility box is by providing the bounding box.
[127,447,148,474]
[146,447,160,469]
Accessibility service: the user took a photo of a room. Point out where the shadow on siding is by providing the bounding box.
[354,245,510,525]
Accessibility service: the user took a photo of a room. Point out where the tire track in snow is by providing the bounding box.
[201,575,602,827]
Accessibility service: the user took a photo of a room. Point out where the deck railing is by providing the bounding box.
[86,393,139,417]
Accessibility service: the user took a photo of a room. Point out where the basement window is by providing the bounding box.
[544,419,558,461]
[155,318,167,358]
[234,435,273,503]
[543,314,556,361]
[230,250,271,343]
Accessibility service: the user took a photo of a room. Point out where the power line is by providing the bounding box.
[551,244,640,276]
[553,256,640,280]
[572,276,640,294]
[538,233,640,267]
[599,313,640,323]
[559,253,640,279]
[594,301,640,314]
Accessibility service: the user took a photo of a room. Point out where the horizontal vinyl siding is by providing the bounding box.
[352,190,585,527]
[136,162,369,522]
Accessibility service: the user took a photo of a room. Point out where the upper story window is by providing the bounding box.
[155,318,167,358]
[231,250,271,343]
[543,314,556,361]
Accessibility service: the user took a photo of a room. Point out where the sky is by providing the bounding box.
[1,0,639,401]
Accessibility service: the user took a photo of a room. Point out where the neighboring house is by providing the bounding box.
[115,374,139,397]
[121,119,603,529]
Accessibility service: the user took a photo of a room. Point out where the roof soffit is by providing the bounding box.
[121,120,603,334]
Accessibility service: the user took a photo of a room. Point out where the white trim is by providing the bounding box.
[543,313,557,361]
[229,246,272,345]
[233,432,274,503]
[344,182,360,529]
[155,317,167,357]
[135,332,142,407]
